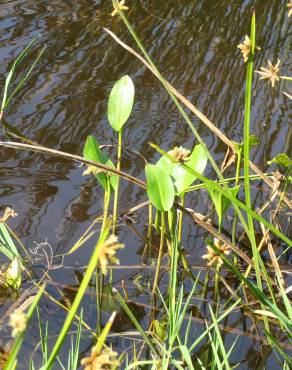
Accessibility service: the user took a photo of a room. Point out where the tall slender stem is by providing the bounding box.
[232,148,242,263]
[101,180,111,235]
[243,13,262,290]
[153,212,165,293]
[178,193,185,243]
[113,130,122,232]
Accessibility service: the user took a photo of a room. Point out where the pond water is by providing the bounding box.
[0,0,291,369]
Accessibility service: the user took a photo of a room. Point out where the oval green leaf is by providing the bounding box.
[107,75,135,132]
[145,164,174,211]
[83,135,118,191]
[172,144,208,195]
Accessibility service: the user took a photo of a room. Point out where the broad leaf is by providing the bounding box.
[172,144,208,195]
[156,154,176,175]
[208,186,240,228]
[157,144,208,195]
[107,75,135,132]
[83,135,118,191]
[1,257,21,291]
[145,164,174,211]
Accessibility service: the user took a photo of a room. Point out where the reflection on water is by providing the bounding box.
[0,0,291,368]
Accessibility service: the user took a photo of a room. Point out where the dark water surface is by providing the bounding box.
[0,0,291,369]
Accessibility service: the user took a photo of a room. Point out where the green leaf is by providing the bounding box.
[156,154,176,175]
[107,75,135,132]
[172,144,208,195]
[145,164,174,211]
[157,145,208,195]
[83,135,118,191]
[1,257,21,291]
[0,223,21,261]
[267,153,292,168]
[208,186,240,228]
[152,319,167,341]
[249,134,259,146]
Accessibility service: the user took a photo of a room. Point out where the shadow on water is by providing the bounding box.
[0,0,291,368]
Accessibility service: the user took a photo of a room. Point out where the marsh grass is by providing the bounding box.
[0,3,291,370]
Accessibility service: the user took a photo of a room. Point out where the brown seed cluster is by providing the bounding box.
[0,207,18,223]
[237,35,251,63]
[9,309,27,338]
[99,235,124,276]
[168,146,191,163]
[255,60,281,88]
[81,347,118,370]
[202,238,231,267]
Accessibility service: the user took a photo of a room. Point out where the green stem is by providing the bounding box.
[153,212,165,293]
[44,222,110,369]
[4,285,45,370]
[186,173,272,193]
[101,181,111,235]
[178,193,185,243]
[113,130,122,233]
[244,14,269,333]
[117,9,257,246]
[214,265,220,304]
[243,13,262,288]
[232,148,242,253]
[144,203,153,260]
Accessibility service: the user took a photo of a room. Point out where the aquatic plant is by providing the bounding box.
[0,2,291,369]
